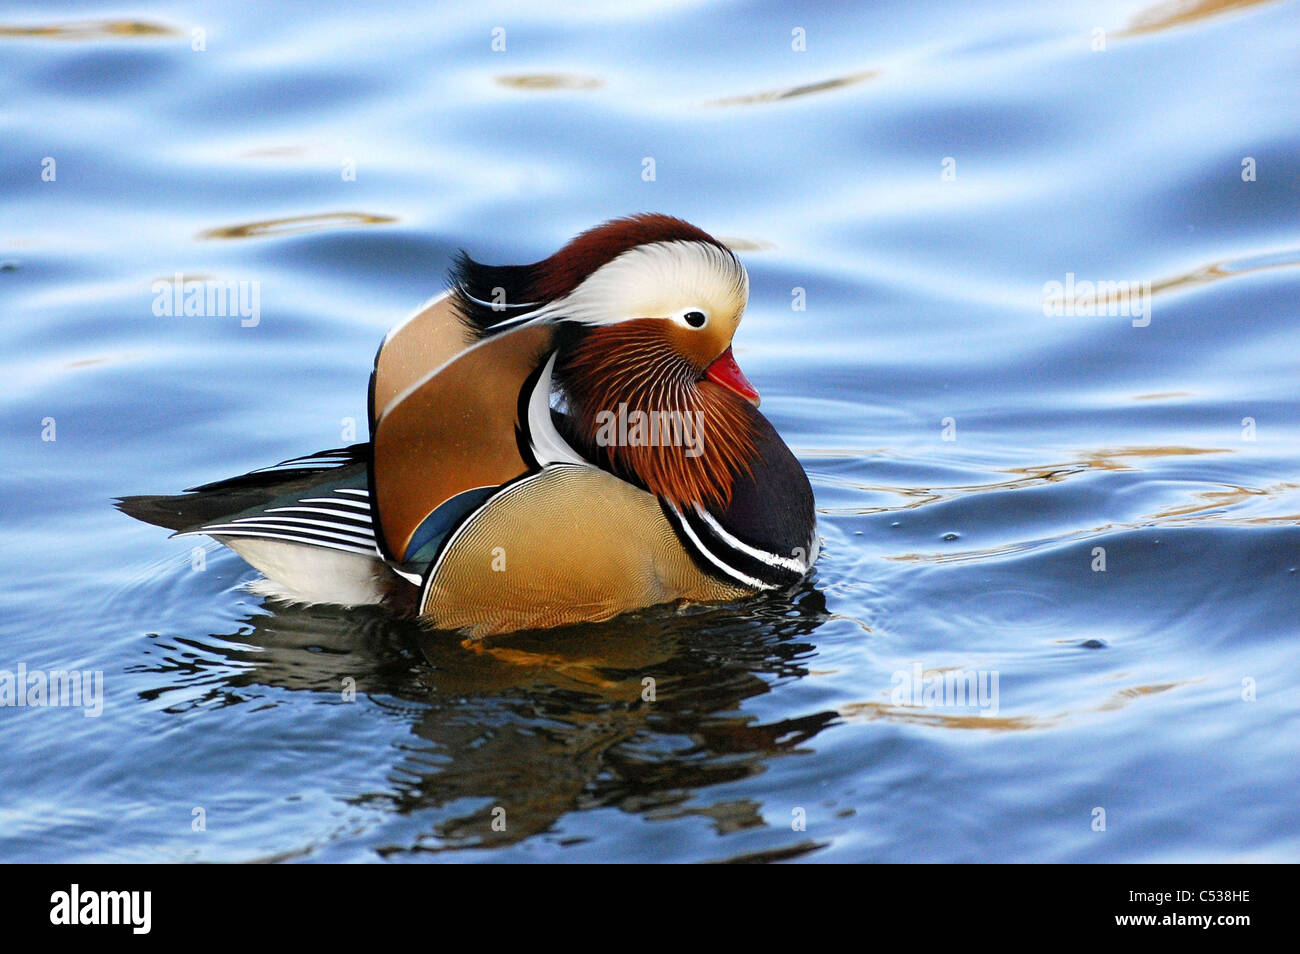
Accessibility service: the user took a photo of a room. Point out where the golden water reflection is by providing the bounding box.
[839,679,1188,731]
[495,73,603,91]
[199,211,396,240]
[1150,247,1300,298]
[1117,0,1280,38]
[815,443,1300,564]
[706,69,880,107]
[0,19,178,39]
[823,445,1232,518]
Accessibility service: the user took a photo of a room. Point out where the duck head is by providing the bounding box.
[451,214,770,513]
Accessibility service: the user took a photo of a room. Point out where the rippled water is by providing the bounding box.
[3,0,1299,862]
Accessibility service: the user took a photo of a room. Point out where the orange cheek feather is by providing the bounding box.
[556,320,757,510]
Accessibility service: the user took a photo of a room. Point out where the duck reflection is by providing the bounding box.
[135,586,834,854]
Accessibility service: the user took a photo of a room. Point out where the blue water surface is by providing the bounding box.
[2,0,1298,862]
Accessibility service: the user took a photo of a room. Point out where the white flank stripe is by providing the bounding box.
[693,506,808,574]
[670,508,774,591]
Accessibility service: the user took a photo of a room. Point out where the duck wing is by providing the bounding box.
[116,445,372,545]
[369,319,554,563]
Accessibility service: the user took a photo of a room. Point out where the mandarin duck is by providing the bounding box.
[120,214,818,636]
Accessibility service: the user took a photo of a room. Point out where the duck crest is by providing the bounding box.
[450,213,733,337]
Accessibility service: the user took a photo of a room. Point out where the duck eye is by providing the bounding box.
[683,310,707,328]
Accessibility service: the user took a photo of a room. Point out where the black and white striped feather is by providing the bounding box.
[184,485,377,558]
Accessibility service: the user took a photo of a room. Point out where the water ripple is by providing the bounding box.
[199,211,398,241]
[705,68,880,107]
[0,19,178,40]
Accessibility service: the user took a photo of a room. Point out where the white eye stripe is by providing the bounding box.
[490,241,748,332]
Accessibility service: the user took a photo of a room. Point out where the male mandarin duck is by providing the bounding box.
[120,214,818,636]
